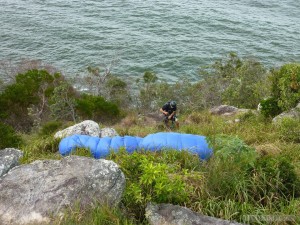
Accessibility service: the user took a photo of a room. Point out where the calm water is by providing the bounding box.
[0,0,299,81]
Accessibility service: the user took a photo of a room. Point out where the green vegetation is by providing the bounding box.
[269,63,300,111]
[76,93,120,123]
[0,122,22,149]
[0,54,300,224]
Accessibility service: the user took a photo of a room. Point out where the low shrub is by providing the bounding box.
[107,149,201,221]
[39,120,63,136]
[0,122,22,149]
[259,97,282,118]
[76,93,120,123]
[269,63,300,111]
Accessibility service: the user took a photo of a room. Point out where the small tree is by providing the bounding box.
[0,69,64,132]
[0,122,22,148]
[76,94,120,123]
[50,81,78,122]
[105,75,132,108]
[198,53,268,109]
[138,71,158,112]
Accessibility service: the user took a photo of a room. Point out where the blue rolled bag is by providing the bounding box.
[59,132,213,160]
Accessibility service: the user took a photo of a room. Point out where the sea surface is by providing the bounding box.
[0,0,299,81]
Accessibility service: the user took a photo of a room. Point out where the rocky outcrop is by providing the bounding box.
[210,105,239,116]
[146,203,246,225]
[100,127,119,138]
[54,120,100,139]
[0,148,23,177]
[0,156,125,225]
[272,103,300,124]
[210,105,250,116]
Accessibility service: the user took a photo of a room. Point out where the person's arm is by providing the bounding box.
[160,108,168,116]
[168,110,176,119]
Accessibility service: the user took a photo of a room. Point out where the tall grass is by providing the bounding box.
[53,203,144,225]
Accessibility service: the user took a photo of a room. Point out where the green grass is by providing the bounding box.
[16,111,300,224]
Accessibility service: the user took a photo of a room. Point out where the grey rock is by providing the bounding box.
[272,103,300,124]
[146,203,246,225]
[54,120,100,139]
[0,148,23,177]
[0,156,125,225]
[210,105,239,115]
[100,127,119,138]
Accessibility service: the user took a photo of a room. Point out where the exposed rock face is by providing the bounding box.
[210,105,251,117]
[0,148,23,177]
[54,120,100,139]
[100,127,119,138]
[210,105,239,116]
[272,103,300,124]
[0,156,125,225]
[146,203,246,225]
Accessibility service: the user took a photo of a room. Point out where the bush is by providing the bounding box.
[259,97,282,118]
[0,69,64,131]
[209,135,257,160]
[39,121,63,136]
[199,53,268,109]
[0,122,22,149]
[269,63,300,111]
[107,149,199,221]
[105,75,132,108]
[76,93,120,123]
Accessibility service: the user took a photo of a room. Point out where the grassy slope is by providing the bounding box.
[19,111,300,225]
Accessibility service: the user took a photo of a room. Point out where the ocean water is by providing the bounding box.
[0,0,299,81]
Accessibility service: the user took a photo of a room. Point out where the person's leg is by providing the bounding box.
[172,116,179,129]
[175,120,179,129]
[163,115,169,128]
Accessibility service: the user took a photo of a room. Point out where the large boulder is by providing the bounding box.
[146,203,246,225]
[210,105,239,116]
[272,103,300,124]
[100,127,119,138]
[0,148,23,177]
[0,156,125,225]
[210,105,250,116]
[54,120,100,139]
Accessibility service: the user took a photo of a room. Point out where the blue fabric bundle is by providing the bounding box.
[140,132,213,160]
[59,132,213,160]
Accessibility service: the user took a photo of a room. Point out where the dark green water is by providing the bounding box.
[0,0,299,81]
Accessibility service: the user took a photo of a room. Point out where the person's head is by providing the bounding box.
[170,100,176,109]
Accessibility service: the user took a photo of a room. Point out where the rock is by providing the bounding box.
[272,103,300,124]
[100,127,119,138]
[0,148,23,177]
[255,144,282,156]
[210,105,239,116]
[54,120,100,139]
[210,105,253,117]
[0,156,125,225]
[145,203,246,225]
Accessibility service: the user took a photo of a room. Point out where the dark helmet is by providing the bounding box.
[170,101,177,108]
